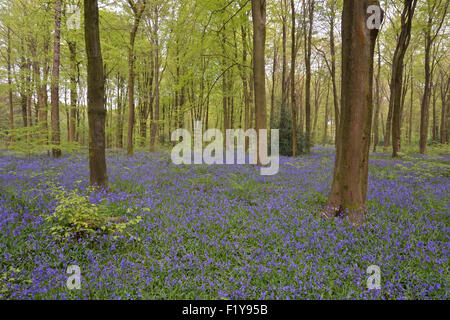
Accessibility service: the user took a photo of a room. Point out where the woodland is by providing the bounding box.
[0,0,448,300]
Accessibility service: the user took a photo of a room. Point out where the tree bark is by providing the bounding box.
[68,41,77,142]
[391,0,417,157]
[419,0,448,154]
[373,40,381,152]
[303,0,315,153]
[323,0,381,227]
[329,0,340,145]
[84,0,108,187]
[251,0,267,165]
[7,25,14,143]
[51,0,62,157]
[440,70,449,144]
[150,5,160,152]
[126,0,146,156]
[290,0,298,156]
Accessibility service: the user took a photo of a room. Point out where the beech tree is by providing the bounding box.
[390,0,418,158]
[419,0,448,154]
[126,0,147,156]
[322,0,382,227]
[251,0,267,165]
[84,0,108,187]
[51,0,62,158]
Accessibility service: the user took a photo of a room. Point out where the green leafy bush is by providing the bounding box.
[45,186,142,240]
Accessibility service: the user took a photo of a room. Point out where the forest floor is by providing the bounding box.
[0,147,449,299]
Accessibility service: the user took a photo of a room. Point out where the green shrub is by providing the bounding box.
[45,186,142,241]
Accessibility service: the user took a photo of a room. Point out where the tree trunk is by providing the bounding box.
[126,0,146,156]
[419,0,448,153]
[68,41,77,142]
[51,0,62,157]
[270,38,277,129]
[329,0,340,145]
[432,79,438,143]
[303,0,315,153]
[323,79,330,145]
[290,0,298,156]
[281,0,288,119]
[150,5,160,152]
[440,70,449,144]
[323,0,381,227]
[391,0,417,157]
[373,40,381,152]
[7,25,14,143]
[251,0,267,165]
[84,0,108,187]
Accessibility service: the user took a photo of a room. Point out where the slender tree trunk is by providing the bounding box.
[251,0,267,164]
[68,41,77,142]
[150,6,160,152]
[323,79,330,145]
[432,79,438,143]
[303,0,315,153]
[126,0,146,156]
[281,0,287,118]
[373,41,381,152]
[420,33,432,154]
[51,0,62,157]
[291,0,298,156]
[270,38,277,129]
[420,1,448,153]
[7,25,14,143]
[391,0,417,157]
[329,1,340,145]
[20,54,28,128]
[440,71,449,144]
[84,0,108,187]
[323,0,381,227]
[116,74,124,148]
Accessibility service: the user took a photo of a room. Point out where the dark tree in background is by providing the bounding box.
[84,0,108,187]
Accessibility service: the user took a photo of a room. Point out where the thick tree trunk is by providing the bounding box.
[84,0,108,187]
[251,0,267,165]
[323,0,381,227]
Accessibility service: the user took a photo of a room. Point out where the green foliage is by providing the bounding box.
[277,106,305,156]
[0,126,82,156]
[45,186,142,241]
[226,173,259,203]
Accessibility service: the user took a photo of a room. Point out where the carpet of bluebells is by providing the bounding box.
[0,147,449,300]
